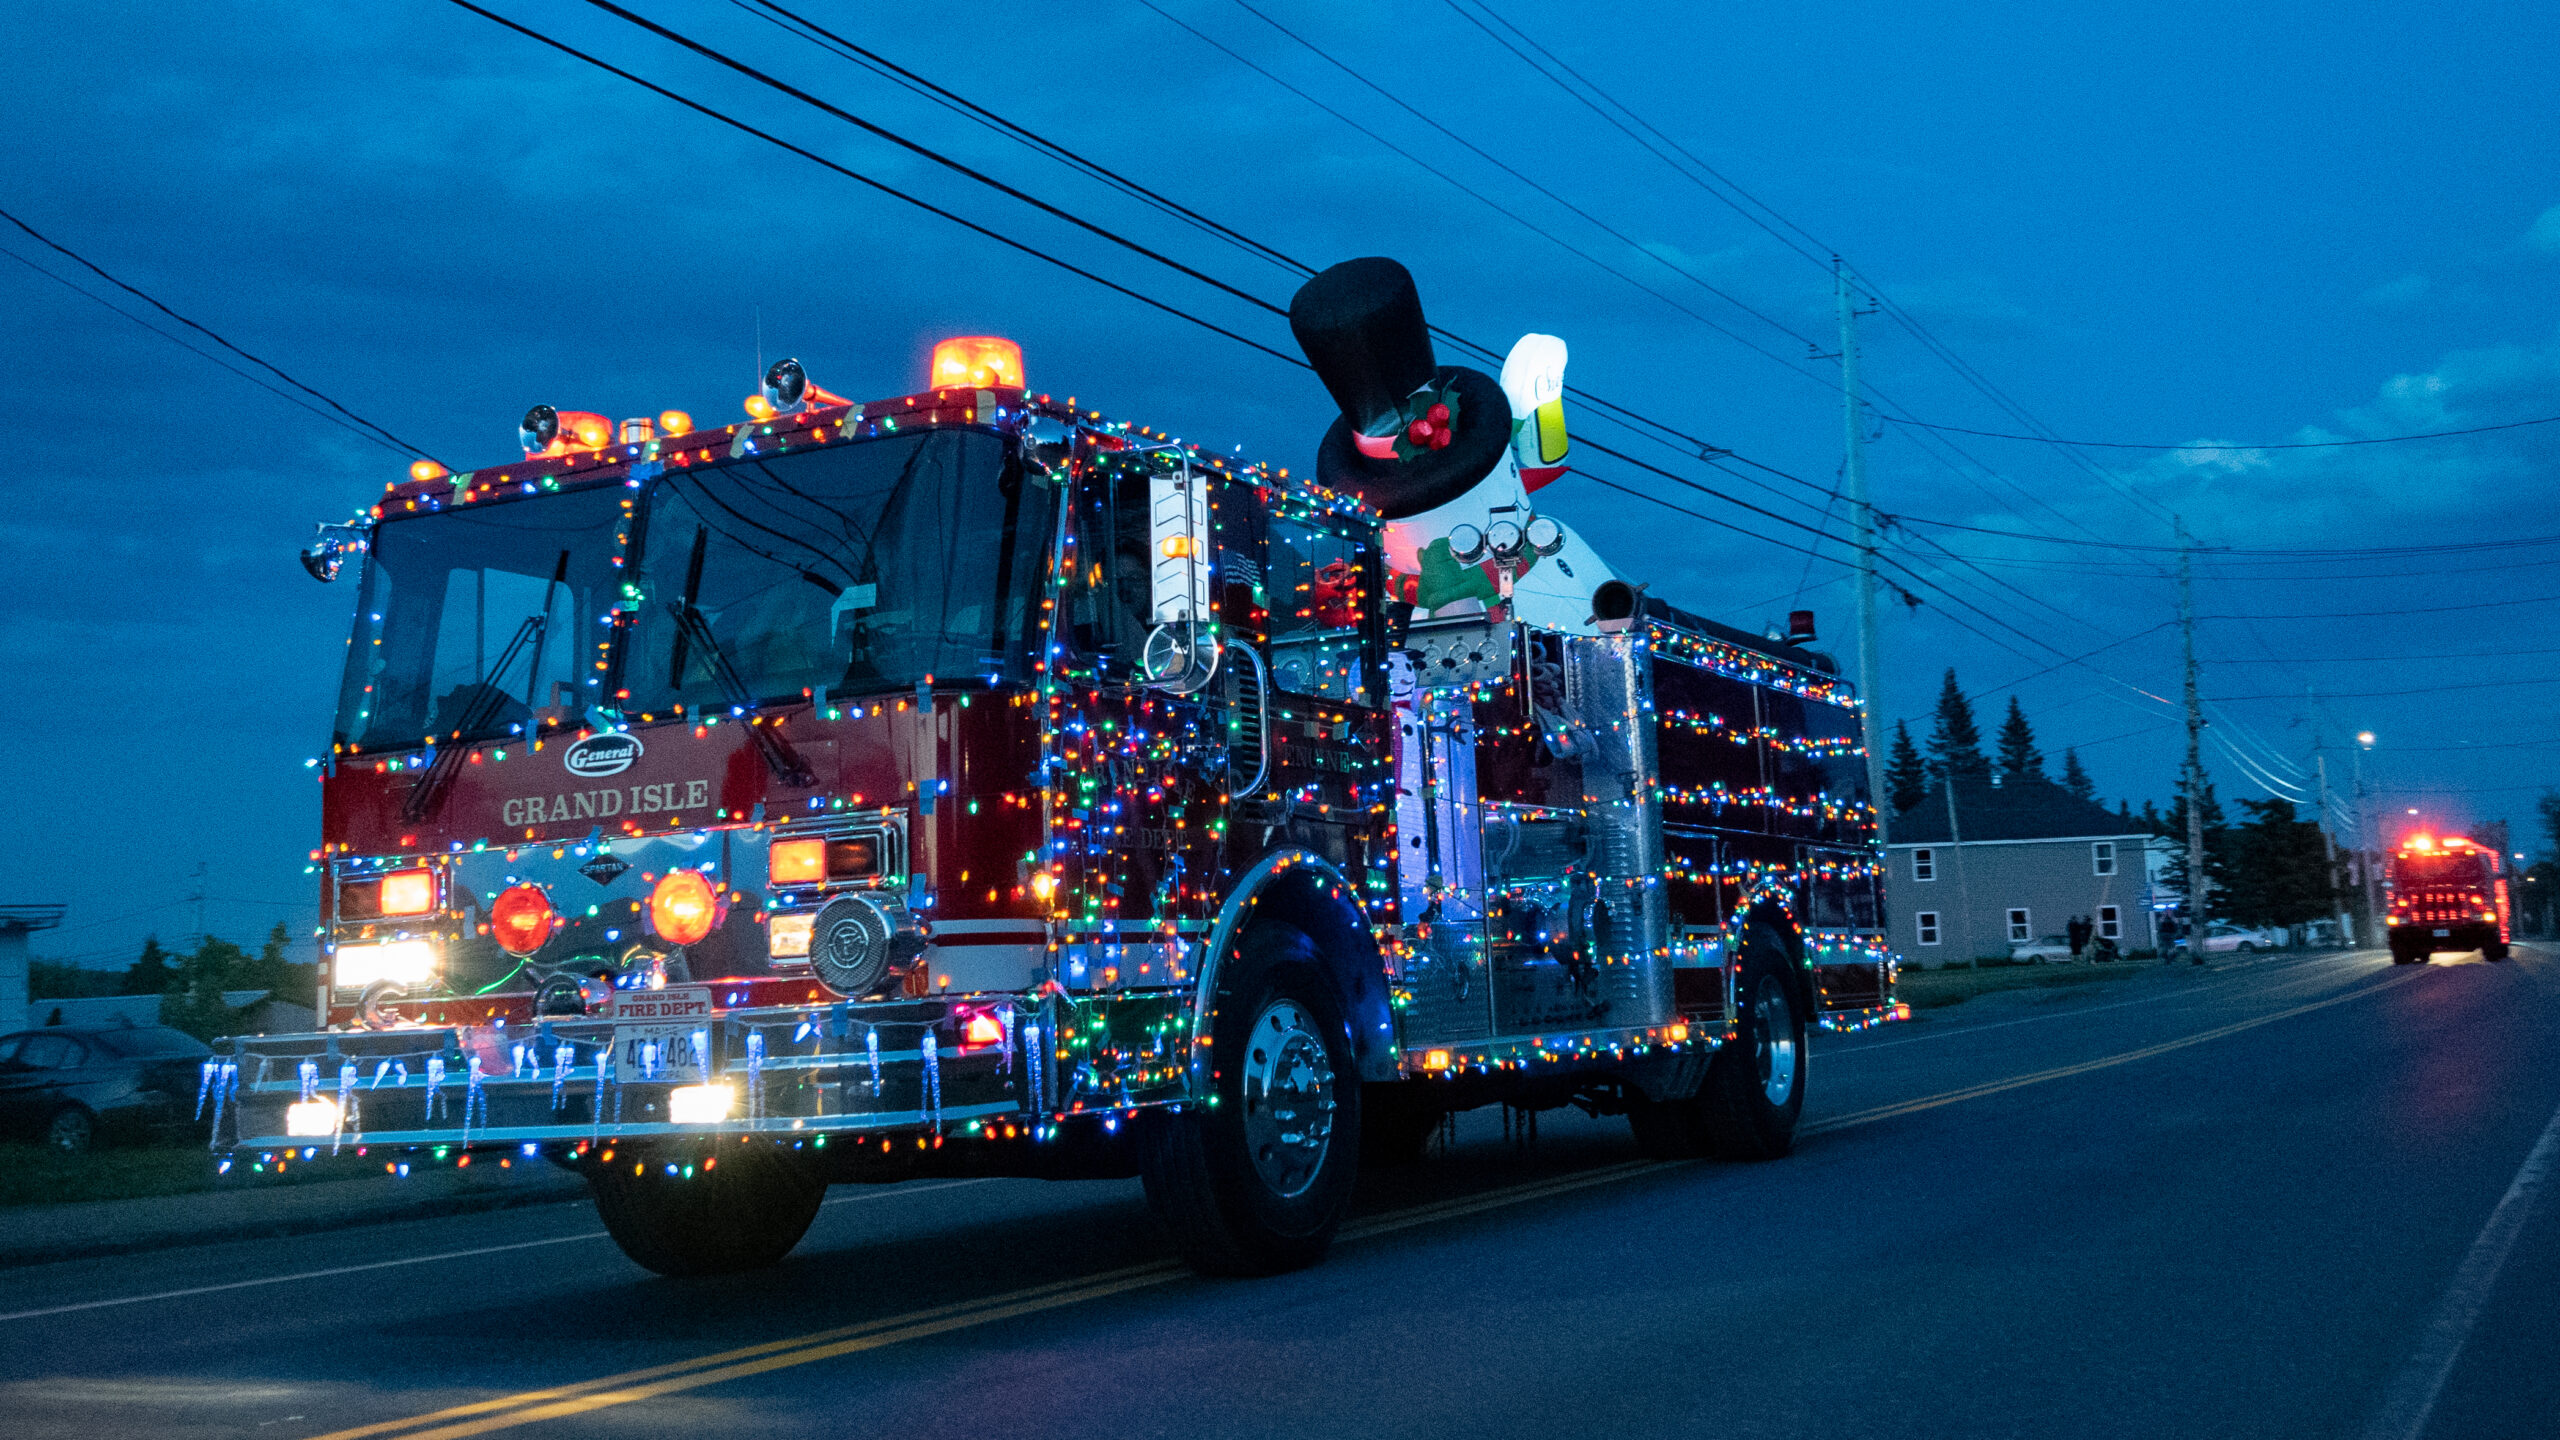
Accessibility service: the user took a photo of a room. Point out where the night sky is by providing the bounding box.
[5,0,2554,971]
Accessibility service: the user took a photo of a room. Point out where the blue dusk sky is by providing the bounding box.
[2,0,2554,968]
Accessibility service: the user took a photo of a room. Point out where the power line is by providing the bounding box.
[1895,513,2560,558]
[2202,593,2560,621]
[0,206,440,462]
[0,246,419,458]
[2212,674,2560,701]
[1886,412,2560,450]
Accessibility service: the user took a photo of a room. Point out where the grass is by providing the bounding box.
[1897,957,2157,1011]
[0,1142,395,1209]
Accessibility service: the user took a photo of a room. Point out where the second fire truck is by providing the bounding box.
[2385,833,2511,964]
[226,258,1896,1276]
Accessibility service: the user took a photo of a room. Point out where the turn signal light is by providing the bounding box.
[769,838,826,885]
[961,1011,1006,1049]
[649,870,723,947]
[378,869,436,916]
[489,884,557,956]
[930,336,1025,389]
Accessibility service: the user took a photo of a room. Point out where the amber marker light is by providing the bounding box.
[930,336,1025,389]
[743,394,778,421]
[378,869,436,916]
[1422,1049,1453,1072]
[649,870,722,946]
[408,459,449,483]
[768,838,827,885]
[489,884,556,956]
[658,409,693,437]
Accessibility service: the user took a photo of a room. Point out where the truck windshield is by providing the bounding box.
[619,428,1049,713]
[2396,853,2491,886]
[333,487,630,753]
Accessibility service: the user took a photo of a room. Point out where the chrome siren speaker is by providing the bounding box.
[809,894,910,996]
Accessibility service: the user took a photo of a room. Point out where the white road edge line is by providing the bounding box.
[0,1178,987,1325]
[2360,1087,2560,1440]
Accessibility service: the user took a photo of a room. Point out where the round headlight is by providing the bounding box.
[490,884,557,956]
[648,870,724,947]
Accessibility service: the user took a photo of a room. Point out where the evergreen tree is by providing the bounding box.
[1925,669,1991,788]
[121,936,176,996]
[2141,798,2164,835]
[2061,749,2096,803]
[234,921,316,1001]
[2222,798,2336,932]
[1884,721,1930,815]
[1995,696,2045,785]
[162,937,252,1042]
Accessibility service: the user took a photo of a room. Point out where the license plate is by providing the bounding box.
[608,985,713,1075]
[2433,929,2451,937]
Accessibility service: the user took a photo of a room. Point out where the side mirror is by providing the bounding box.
[300,522,371,584]
[1140,461,1220,693]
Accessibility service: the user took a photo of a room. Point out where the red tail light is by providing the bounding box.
[490,884,557,956]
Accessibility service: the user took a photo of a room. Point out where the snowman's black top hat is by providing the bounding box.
[1289,257,1508,520]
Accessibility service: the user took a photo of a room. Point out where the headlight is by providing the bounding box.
[285,1098,343,1137]
[335,939,437,989]
[669,1084,735,1125]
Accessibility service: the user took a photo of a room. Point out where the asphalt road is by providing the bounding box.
[5,945,2557,1440]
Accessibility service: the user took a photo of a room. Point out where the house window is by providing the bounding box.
[1912,848,1936,882]
[2093,841,2117,877]
[1915,911,1940,945]
[2097,905,2121,941]
[2007,908,2031,943]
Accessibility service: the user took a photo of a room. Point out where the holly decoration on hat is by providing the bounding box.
[1390,385,1460,461]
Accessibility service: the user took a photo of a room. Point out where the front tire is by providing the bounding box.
[1141,924,1360,1275]
[1647,924,1806,1161]
[588,1140,826,1276]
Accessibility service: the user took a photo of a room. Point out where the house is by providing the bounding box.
[28,989,316,1035]
[1887,777,2160,965]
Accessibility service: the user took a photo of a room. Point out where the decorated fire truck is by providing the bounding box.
[2385,832,2511,964]
[223,258,1894,1276]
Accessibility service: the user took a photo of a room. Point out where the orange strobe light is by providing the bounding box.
[489,884,557,956]
[768,838,827,885]
[649,870,722,946]
[930,336,1025,389]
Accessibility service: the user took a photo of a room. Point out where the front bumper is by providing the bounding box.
[216,994,1058,1152]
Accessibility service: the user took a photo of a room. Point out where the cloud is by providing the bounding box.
[2529,204,2560,255]
[2361,273,2430,308]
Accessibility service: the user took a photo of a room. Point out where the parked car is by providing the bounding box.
[2196,922,2285,955]
[0,1023,214,1150]
[2011,934,2077,963]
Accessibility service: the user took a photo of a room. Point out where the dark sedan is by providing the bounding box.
[0,1024,214,1150]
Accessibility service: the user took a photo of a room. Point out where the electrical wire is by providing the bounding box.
[1885,412,2560,450]
[0,206,439,462]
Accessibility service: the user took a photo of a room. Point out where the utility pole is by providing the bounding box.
[1838,261,1888,842]
[2353,733,2381,928]
[2178,517,2207,963]
[2314,742,2350,945]
[1944,777,1978,968]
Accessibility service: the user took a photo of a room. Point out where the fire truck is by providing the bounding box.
[2385,833,2511,964]
[224,258,1894,1277]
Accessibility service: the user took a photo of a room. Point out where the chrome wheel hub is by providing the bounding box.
[1754,978,1798,1108]
[1239,998,1336,1198]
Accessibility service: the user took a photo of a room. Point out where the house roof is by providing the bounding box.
[1888,776,2146,844]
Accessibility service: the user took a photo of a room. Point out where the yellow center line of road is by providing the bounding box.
[1808,965,2430,1136]
[307,969,2428,1440]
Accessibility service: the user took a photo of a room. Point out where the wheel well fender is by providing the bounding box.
[1740,901,1814,1019]
[1189,849,1397,1085]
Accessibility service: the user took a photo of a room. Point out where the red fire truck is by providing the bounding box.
[224,259,1894,1276]
[2385,833,2511,964]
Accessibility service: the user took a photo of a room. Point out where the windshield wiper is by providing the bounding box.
[405,552,566,822]
[669,598,817,788]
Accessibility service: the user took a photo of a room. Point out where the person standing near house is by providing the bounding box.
[2067,915,2092,960]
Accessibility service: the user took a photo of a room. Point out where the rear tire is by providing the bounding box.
[45,1106,94,1152]
[588,1140,826,1276]
[1141,924,1360,1275]
[2486,941,2511,962]
[1695,925,1808,1161]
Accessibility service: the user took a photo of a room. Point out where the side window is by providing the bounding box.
[1915,911,1941,946]
[2093,841,2117,876]
[1265,515,1368,702]
[2097,905,2122,940]
[1066,456,1156,677]
[1912,848,1936,882]
[2007,908,2032,943]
